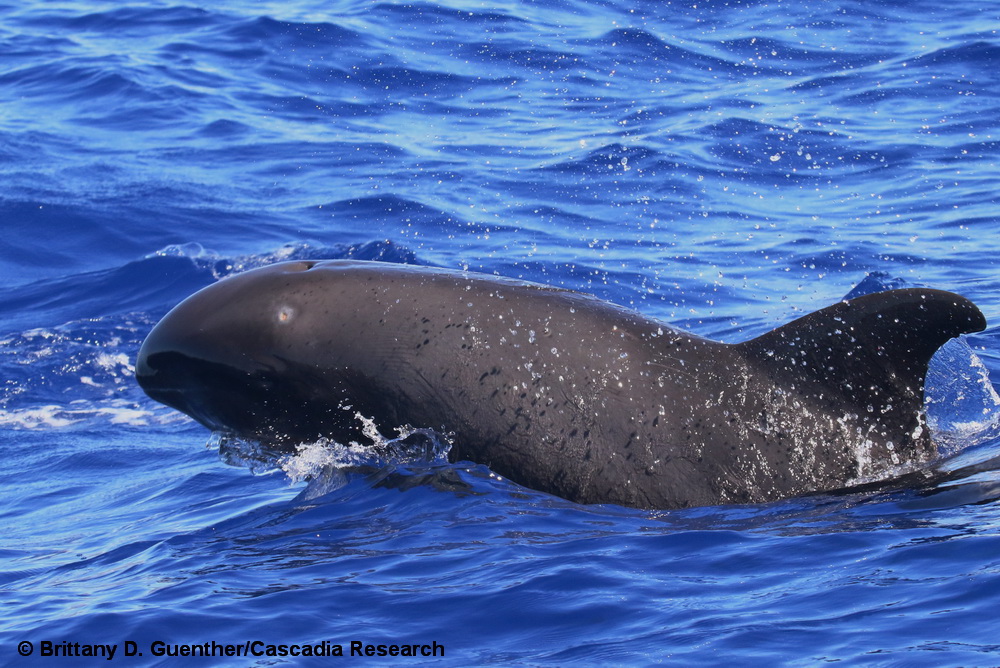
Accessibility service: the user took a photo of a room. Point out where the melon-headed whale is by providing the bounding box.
[135,260,986,509]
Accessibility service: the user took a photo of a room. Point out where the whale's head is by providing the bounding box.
[136,260,374,444]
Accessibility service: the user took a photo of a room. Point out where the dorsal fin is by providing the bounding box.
[738,288,986,450]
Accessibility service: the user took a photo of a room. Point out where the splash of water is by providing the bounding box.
[926,338,1000,455]
[211,412,453,484]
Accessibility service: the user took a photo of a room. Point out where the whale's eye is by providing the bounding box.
[277,306,295,323]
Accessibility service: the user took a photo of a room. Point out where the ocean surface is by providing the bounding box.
[2,0,1000,664]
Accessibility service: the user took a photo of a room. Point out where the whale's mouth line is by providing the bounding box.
[136,350,273,432]
[136,348,395,449]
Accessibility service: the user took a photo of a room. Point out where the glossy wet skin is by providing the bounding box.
[137,260,986,509]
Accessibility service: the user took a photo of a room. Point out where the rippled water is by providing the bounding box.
[2,0,1000,665]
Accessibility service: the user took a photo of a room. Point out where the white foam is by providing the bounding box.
[271,413,452,483]
[279,438,371,483]
[0,400,178,429]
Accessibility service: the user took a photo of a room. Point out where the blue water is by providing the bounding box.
[3,0,1000,664]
